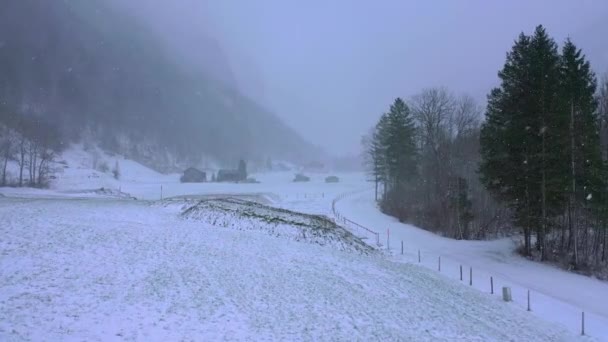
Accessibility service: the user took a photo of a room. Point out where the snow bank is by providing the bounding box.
[177,197,376,255]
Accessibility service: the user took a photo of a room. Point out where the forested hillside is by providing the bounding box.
[0,0,316,172]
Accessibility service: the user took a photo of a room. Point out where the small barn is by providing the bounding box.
[180,167,207,183]
[293,173,310,182]
[217,169,242,182]
[325,176,339,183]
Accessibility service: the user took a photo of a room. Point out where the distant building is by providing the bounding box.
[325,176,339,183]
[217,160,247,182]
[217,169,243,182]
[293,174,310,182]
[180,167,206,183]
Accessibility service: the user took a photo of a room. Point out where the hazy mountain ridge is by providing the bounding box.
[0,0,317,171]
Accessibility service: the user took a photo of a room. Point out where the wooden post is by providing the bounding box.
[438,256,441,272]
[418,250,421,263]
[460,265,463,281]
[490,277,494,294]
[387,229,390,250]
[160,185,163,201]
[581,312,585,336]
[401,240,403,255]
[469,267,473,286]
[527,290,531,311]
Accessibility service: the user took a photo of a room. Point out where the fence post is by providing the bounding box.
[469,267,473,286]
[581,312,585,336]
[491,277,494,294]
[401,240,403,255]
[438,256,441,272]
[387,229,390,250]
[160,185,163,201]
[418,250,421,263]
[527,290,531,311]
[460,265,463,281]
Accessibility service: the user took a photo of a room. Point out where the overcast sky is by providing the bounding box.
[114,0,608,156]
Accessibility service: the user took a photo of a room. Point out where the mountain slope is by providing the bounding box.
[0,0,317,170]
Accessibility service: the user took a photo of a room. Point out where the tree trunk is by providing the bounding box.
[1,149,8,186]
[18,136,25,187]
[566,101,579,266]
[37,155,46,187]
[374,173,378,202]
[524,225,531,257]
[539,125,547,261]
[602,228,606,262]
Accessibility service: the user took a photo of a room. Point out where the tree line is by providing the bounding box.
[0,106,62,187]
[364,25,608,276]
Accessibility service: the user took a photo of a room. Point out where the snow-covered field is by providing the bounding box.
[0,146,606,341]
[0,198,585,341]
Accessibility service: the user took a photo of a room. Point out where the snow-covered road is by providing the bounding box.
[335,188,608,341]
[0,197,585,341]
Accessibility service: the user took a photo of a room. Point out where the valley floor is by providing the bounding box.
[1,147,606,341]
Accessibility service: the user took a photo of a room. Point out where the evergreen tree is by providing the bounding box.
[384,98,417,192]
[560,39,604,266]
[379,98,418,219]
[367,113,390,200]
[480,26,565,258]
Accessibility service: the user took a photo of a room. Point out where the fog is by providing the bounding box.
[109,0,608,156]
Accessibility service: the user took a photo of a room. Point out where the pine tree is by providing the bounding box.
[560,39,603,266]
[367,113,389,200]
[480,26,565,258]
[380,98,418,218]
[385,98,417,190]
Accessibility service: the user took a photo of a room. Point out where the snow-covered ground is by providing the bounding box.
[0,198,585,341]
[1,145,606,340]
[335,189,608,341]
